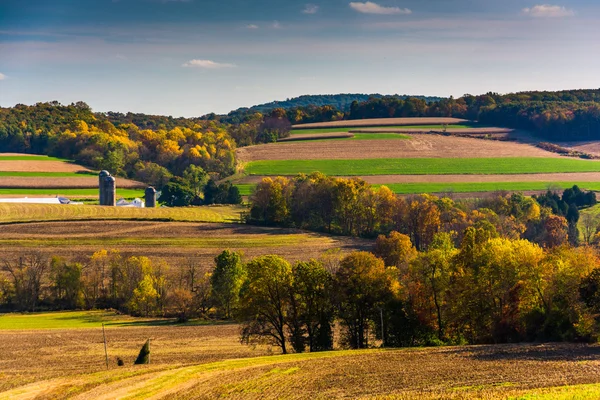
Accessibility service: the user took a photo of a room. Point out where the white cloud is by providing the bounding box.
[272,20,282,29]
[349,2,411,15]
[303,4,319,14]
[182,59,236,69]
[0,73,5,80]
[246,24,259,29]
[522,4,575,18]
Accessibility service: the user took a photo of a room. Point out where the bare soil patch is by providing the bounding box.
[292,117,468,129]
[0,160,90,173]
[563,141,600,158]
[0,176,145,188]
[353,127,513,134]
[279,132,354,141]
[237,134,560,162]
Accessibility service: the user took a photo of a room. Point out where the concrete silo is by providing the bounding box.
[145,187,157,208]
[104,176,116,206]
[99,170,110,205]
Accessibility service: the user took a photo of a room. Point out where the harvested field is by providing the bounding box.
[0,176,144,189]
[292,117,468,129]
[0,203,244,223]
[279,132,354,141]
[3,322,600,400]
[0,220,369,266]
[237,134,558,162]
[353,127,513,135]
[564,141,600,158]
[0,160,88,173]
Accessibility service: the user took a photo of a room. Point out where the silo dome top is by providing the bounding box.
[99,170,111,177]
[105,176,116,183]
[145,187,157,194]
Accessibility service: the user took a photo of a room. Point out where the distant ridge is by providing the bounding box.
[239,93,445,113]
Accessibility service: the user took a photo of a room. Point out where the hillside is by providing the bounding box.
[238,93,445,113]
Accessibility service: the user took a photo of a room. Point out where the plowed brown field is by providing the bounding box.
[0,176,144,188]
[237,134,559,162]
[0,220,370,267]
[0,160,89,173]
[292,117,468,129]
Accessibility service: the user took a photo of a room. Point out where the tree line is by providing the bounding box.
[5,237,600,353]
[247,174,598,249]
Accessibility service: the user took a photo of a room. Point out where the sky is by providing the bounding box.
[0,0,599,117]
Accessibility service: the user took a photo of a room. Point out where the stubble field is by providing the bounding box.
[2,312,600,400]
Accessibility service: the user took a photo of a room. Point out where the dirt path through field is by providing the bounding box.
[237,135,559,162]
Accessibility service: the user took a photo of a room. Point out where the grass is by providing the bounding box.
[290,125,472,135]
[0,155,70,161]
[0,311,170,330]
[237,182,600,196]
[380,182,600,194]
[245,157,600,176]
[0,203,244,223]
[0,234,321,249]
[0,188,144,198]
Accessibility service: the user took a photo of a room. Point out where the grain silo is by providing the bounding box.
[99,170,110,205]
[145,187,157,208]
[104,176,116,206]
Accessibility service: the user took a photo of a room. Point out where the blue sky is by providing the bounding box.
[0,0,598,116]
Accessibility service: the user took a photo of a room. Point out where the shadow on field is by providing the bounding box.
[451,343,600,362]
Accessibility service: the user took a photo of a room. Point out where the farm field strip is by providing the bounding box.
[0,155,70,161]
[0,311,170,330]
[0,203,244,223]
[0,177,145,189]
[290,125,473,135]
[236,181,600,196]
[291,117,469,129]
[0,234,326,248]
[0,188,145,198]
[0,171,91,177]
[245,157,600,176]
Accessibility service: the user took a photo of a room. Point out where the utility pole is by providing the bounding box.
[102,323,109,370]
[380,308,385,348]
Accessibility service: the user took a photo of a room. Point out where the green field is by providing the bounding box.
[0,203,244,223]
[0,188,144,198]
[0,155,71,161]
[245,157,600,176]
[290,125,472,135]
[0,311,168,330]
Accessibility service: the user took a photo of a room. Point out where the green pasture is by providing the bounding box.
[0,188,145,198]
[245,157,600,176]
[0,311,170,330]
[290,124,473,135]
[0,155,71,161]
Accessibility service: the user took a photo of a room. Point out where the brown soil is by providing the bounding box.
[279,132,354,141]
[0,176,145,188]
[0,221,370,268]
[0,160,91,173]
[563,141,600,157]
[353,127,513,134]
[237,134,560,162]
[292,117,468,129]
